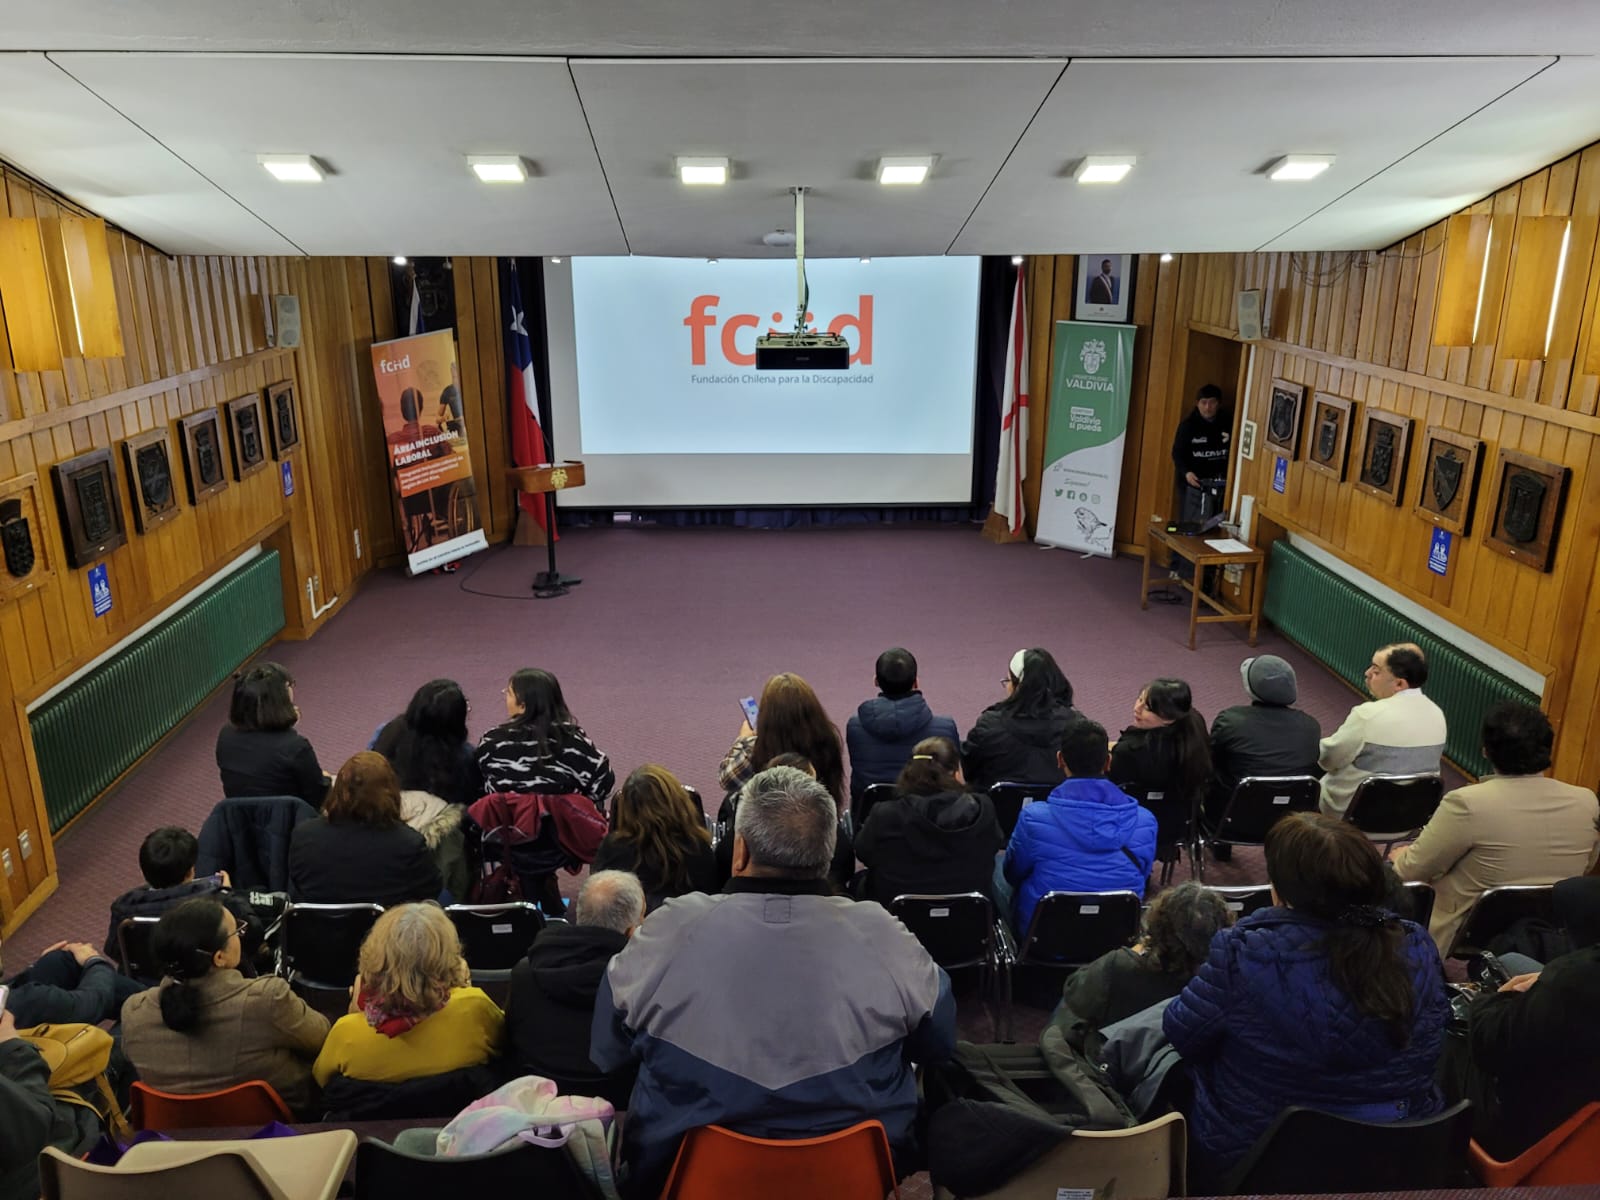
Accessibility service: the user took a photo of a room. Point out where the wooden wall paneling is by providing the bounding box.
[451,258,494,542]
[1467,185,1525,388]
[1436,213,1491,347]
[1406,227,1446,377]
[471,257,512,543]
[1564,147,1600,410]
[1502,217,1571,364]
[353,258,398,564]
[1126,255,1183,546]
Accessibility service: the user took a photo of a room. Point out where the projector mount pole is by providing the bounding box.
[792,186,808,333]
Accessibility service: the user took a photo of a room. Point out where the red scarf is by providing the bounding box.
[357,986,426,1038]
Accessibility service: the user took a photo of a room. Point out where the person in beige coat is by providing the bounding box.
[1392,702,1598,955]
[121,897,329,1116]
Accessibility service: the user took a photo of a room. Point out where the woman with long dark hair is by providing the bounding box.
[1164,813,1449,1188]
[961,648,1076,791]
[1109,678,1211,802]
[854,736,1003,907]
[718,673,846,810]
[215,661,329,807]
[591,765,717,907]
[120,897,328,1115]
[475,668,614,807]
[374,679,481,806]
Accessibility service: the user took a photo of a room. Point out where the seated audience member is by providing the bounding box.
[374,679,483,808]
[996,717,1158,934]
[314,904,505,1114]
[1164,813,1449,1190]
[1055,881,1233,1051]
[1319,642,1447,817]
[215,661,329,808]
[1110,676,1210,814]
[3,938,142,1029]
[845,647,961,803]
[591,765,717,908]
[507,870,645,1106]
[592,766,956,1198]
[475,669,614,807]
[288,752,442,907]
[1394,702,1598,954]
[1459,876,1600,1159]
[0,1007,100,1200]
[104,826,245,960]
[717,752,857,892]
[854,736,1003,909]
[961,648,1075,792]
[1205,655,1321,828]
[718,672,847,809]
[120,898,329,1116]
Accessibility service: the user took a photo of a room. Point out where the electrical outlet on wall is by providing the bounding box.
[17,830,31,859]
[354,529,362,559]
[2,848,12,878]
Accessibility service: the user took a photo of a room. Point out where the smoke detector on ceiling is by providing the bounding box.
[762,229,797,247]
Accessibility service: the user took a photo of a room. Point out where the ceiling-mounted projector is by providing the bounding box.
[755,332,850,370]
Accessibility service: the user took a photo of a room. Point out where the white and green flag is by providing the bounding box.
[1035,321,1136,557]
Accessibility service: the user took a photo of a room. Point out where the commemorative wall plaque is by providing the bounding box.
[1414,427,1484,536]
[1303,394,1354,482]
[179,409,230,504]
[1265,379,1305,458]
[51,448,128,568]
[1353,410,1412,505]
[0,473,54,603]
[266,380,301,459]
[1485,448,1570,572]
[121,427,183,533]
[226,394,269,481]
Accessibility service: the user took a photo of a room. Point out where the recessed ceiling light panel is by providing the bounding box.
[1072,156,1136,184]
[677,156,730,185]
[258,154,324,183]
[877,156,935,185]
[468,155,529,183]
[1267,155,1335,182]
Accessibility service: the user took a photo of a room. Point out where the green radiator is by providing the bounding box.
[1263,539,1539,780]
[31,550,286,831]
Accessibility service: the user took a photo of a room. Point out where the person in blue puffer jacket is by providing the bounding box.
[995,716,1157,934]
[1163,812,1449,1191]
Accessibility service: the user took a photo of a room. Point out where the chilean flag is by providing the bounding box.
[504,260,552,539]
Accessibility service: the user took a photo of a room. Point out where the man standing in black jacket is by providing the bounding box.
[1171,384,1232,524]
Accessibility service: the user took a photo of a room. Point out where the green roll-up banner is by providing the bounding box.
[1036,320,1137,556]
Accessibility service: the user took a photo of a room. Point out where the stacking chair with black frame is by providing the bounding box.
[989,782,1056,840]
[1222,1100,1474,1194]
[277,902,383,1003]
[1343,772,1444,854]
[851,782,899,836]
[1446,883,1558,961]
[354,1135,594,1197]
[116,916,163,986]
[1401,880,1437,929]
[445,902,544,985]
[1007,890,1142,974]
[1208,884,1275,920]
[1119,782,1194,885]
[1194,775,1319,881]
[891,892,1013,1041]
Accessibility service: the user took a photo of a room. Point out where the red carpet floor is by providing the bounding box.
[10,524,1387,1036]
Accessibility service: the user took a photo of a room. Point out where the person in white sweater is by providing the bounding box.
[1318,642,1447,817]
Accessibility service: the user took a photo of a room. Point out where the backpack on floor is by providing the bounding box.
[19,1022,133,1141]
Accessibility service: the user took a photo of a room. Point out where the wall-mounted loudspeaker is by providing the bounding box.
[1236,289,1263,341]
[272,294,302,349]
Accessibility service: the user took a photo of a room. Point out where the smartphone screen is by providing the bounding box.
[739,696,759,729]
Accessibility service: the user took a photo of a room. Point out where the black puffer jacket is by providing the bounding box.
[320,1062,501,1120]
[854,790,1005,908]
[961,703,1075,792]
[845,694,962,803]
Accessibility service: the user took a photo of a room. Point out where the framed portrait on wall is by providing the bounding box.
[1414,426,1485,536]
[1264,379,1305,458]
[1074,253,1135,323]
[179,409,230,504]
[225,394,270,482]
[266,380,300,459]
[1303,394,1355,482]
[121,427,183,534]
[1353,410,1413,504]
[51,448,128,568]
[1484,449,1570,572]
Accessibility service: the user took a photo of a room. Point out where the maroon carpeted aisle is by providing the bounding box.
[10,524,1370,1038]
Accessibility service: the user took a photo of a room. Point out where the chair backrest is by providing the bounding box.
[1344,772,1444,839]
[854,782,899,832]
[890,893,997,970]
[116,916,162,984]
[131,1079,293,1132]
[1213,776,1320,844]
[445,902,544,972]
[1226,1100,1474,1194]
[197,795,319,893]
[1208,884,1274,920]
[1018,891,1142,966]
[1471,1102,1600,1187]
[990,781,1056,839]
[1118,782,1192,854]
[354,1135,593,1197]
[279,902,384,989]
[997,1112,1185,1200]
[39,1145,288,1200]
[660,1120,899,1200]
[1401,880,1436,929]
[1448,883,1558,959]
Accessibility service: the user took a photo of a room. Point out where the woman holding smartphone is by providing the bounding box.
[718,673,846,810]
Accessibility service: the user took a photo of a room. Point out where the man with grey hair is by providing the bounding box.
[506,870,645,1106]
[593,766,955,1197]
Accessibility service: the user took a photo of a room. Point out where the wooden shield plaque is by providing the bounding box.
[1414,427,1484,536]
[1303,394,1354,482]
[0,473,55,604]
[1353,410,1412,505]
[122,427,183,534]
[51,448,128,568]
[266,380,300,459]
[1264,379,1305,458]
[179,409,230,504]
[1485,448,1570,571]
[226,394,269,481]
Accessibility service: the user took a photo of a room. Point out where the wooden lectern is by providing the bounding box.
[506,459,585,597]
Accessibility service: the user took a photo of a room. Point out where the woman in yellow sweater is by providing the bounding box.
[313,903,504,1093]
